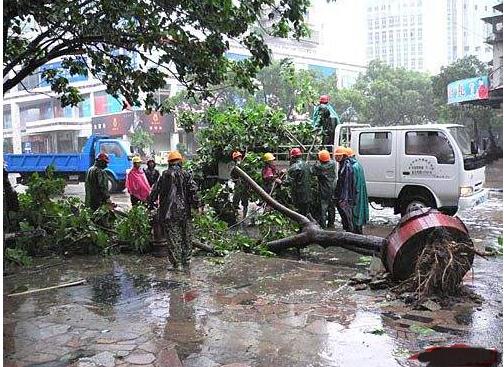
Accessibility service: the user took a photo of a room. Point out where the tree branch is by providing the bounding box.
[230,165,385,256]
[3,47,85,94]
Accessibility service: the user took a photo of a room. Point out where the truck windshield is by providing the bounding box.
[119,140,132,155]
[448,126,472,155]
[448,126,486,170]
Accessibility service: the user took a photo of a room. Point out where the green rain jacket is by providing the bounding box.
[312,103,341,129]
[312,160,336,201]
[284,158,312,205]
[348,157,369,226]
[85,162,110,211]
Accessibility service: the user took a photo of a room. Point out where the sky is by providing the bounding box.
[310,0,367,66]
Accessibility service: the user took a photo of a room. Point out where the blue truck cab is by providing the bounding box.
[4,135,133,192]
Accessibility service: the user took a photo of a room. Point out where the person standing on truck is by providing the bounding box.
[144,157,160,187]
[149,151,201,271]
[284,148,312,216]
[345,148,369,234]
[334,146,355,232]
[312,150,336,228]
[126,156,151,206]
[312,95,341,149]
[262,153,282,195]
[231,151,249,220]
[85,153,115,211]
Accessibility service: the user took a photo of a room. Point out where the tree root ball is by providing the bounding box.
[383,210,476,300]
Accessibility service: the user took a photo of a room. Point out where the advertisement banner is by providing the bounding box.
[447,76,489,104]
[92,112,134,136]
[92,111,174,136]
[139,111,174,134]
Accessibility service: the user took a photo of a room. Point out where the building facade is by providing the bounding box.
[366,0,499,73]
[483,2,503,107]
[3,62,181,154]
[228,0,366,89]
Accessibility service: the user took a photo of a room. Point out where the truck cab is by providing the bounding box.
[335,123,487,216]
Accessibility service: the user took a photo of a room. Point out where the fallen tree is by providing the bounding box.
[231,166,386,256]
[231,165,476,299]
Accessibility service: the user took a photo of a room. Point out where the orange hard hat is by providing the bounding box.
[334,146,346,156]
[319,95,329,104]
[232,151,243,160]
[344,147,355,156]
[318,150,331,162]
[96,153,110,163]
[290,147,302,158]
[168,150,183,162]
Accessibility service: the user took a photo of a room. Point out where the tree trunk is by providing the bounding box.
[231,166,386,256]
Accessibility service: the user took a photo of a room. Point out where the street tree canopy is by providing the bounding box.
[354,60,436,125]
[4,0,312,110]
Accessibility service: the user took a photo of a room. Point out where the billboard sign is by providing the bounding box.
[92,111,174,136]
[139,111,174,133]
[92,112,134,136]
[447,76,489,104]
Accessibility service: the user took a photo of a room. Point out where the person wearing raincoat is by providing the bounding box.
[85,153,114,211]
[231,151,249,219]
[261,153,282,194]
[149,151,201,270]
[312,150,336,228]
[312,95,341,149]
[144,157,160,187]
[345,147,369,234]
[334,146,355,232]
[126,156,151,206]
[283,148,312,216]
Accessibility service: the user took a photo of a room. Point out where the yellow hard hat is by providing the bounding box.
[263,152,275,162]
[344,147,355,157]
[132,156,142,164]
[334,146,346,156]
[168,150,183,162]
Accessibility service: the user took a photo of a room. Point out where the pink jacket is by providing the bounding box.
[126,167,151,202]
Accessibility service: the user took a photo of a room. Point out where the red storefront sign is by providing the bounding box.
[92,111,174,136]
[139,111,174,134]
[92,112,134,136]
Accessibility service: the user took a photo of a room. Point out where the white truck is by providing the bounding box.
[335,123,488,216]
[218,122,488,216]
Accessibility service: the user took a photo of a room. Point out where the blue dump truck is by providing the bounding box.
[4,135,133,192]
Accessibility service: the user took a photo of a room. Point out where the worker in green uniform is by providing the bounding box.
[312,95,341,149]
[334,146,355,232]
[345,147,369,234]
[312,150,336,228]
[283,148,312,216]
[149,151,201,270]
[85,153,114,211]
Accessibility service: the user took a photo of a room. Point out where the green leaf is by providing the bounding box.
[409,324,435,336]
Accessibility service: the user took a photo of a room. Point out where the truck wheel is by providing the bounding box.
[400,195,435,216]
[106,174,119,193]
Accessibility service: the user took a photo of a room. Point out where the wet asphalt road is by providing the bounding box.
[3,160,503,367]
